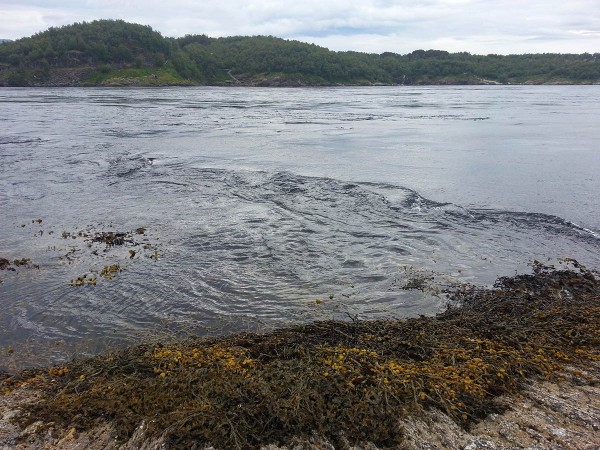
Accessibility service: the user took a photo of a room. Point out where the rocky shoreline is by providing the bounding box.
[1,363,598,449]
[0,260,598,449]
[2,66,599,87]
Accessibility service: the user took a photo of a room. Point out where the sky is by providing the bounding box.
[0,0,598,55]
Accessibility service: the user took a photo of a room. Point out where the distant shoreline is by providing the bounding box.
[3,75,599,88]
[3,20,599,89]
[3,68,598,88]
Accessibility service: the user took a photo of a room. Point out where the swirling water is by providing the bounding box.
[1,86,599,369]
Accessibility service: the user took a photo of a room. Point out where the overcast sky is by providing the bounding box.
[1,1,598,55]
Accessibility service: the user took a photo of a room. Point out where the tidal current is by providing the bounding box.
[1,86,599,370]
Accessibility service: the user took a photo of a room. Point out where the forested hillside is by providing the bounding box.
[1,19,598,86]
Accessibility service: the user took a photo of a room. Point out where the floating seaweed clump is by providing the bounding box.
[92,231,130,246]
[57,227,157,284]
[0,257,37,272]
[59,227,148,248]
[100,263,122,280]
[12,258,31,267]
[5,222,158,288]
[4,260,599,449]
[67,264,123,286]
[67,274,97,286]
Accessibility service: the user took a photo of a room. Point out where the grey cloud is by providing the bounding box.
[0,0,598,54]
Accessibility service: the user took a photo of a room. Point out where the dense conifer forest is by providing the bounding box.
[1,19,598,86]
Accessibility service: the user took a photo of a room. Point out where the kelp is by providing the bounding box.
[4,260,599,449]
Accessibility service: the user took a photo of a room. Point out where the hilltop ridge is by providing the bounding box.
[1,19,599,86]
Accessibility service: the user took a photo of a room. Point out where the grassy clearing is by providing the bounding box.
[83,66,191,86]
[3,260,599,449]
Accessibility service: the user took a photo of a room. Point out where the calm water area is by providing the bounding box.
[1,85,599,370]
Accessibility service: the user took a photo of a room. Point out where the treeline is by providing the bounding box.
[0,20,170,69]
[1,19,599,86]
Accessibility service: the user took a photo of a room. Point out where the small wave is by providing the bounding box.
[154,180,188,187]
[572,224,600,239]
[104,128,169,138]
[472,210,600,242]
[106,153,154,178]
[0,136,43,145]
[284,120,332,125]
[400,190,450,211]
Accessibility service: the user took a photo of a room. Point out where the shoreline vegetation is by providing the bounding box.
[1,20,599,87]
[1,259,598,449]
